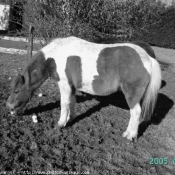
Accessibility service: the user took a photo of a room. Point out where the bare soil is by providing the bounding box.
[0,52,175,175]
[153,46,175,69]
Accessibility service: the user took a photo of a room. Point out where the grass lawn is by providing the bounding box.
[0,48,175,174]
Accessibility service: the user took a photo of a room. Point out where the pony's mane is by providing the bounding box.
[93,38,121,44]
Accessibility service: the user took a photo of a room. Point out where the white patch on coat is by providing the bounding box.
[57,80,72,127]
[120,43,151,75]
[41,36,152,95]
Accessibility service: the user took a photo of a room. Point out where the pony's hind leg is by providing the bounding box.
[122,103,141,140]
[58,81,76,127]
[121,77,149,140]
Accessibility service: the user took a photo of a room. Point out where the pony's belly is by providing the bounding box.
[78,82,97,95]
[93,78,119,96]
[79,78,119,96]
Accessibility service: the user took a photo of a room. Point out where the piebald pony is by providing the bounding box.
[6,36,161,140]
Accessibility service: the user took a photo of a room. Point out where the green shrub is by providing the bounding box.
[7,0,175,48]
[138,5,175,48]
[70,0,164,42]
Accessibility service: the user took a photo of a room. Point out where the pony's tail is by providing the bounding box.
[141,57,162,121]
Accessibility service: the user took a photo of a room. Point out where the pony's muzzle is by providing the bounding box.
[6,101,17,115]
[6,100,15,111]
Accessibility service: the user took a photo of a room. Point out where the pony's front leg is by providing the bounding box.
[58,81,76,127]
[122,103,141,140]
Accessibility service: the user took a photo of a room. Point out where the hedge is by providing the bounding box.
[137,5,175,48]
[8,0,175,49]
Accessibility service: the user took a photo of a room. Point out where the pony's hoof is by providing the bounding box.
[122,130,137,141]
[58,120,67,127]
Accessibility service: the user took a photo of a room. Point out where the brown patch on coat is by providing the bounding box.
[65,56,82,89]
[93,46,150,108]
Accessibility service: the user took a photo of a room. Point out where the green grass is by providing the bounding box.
[0,50,175,174]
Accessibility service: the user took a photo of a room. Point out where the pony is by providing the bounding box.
[6,36,161,141]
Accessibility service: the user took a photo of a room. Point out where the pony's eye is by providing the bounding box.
[14,89,19,93]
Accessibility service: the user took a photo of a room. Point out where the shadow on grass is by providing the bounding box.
[23,90,129,121]
[161,80,166,89]
[23,101,60,116]
[69,91,129,126]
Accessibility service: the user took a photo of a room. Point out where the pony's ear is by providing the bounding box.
[11,74,25,90]
[18,74,25,84]
[24,69,31,89]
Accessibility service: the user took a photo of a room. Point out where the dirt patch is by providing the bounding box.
[153,46,175,73]
[153,46,175,65]
[0,52,175,175]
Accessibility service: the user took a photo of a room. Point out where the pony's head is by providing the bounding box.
[6,72,31,114]
[6,53,59,114]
